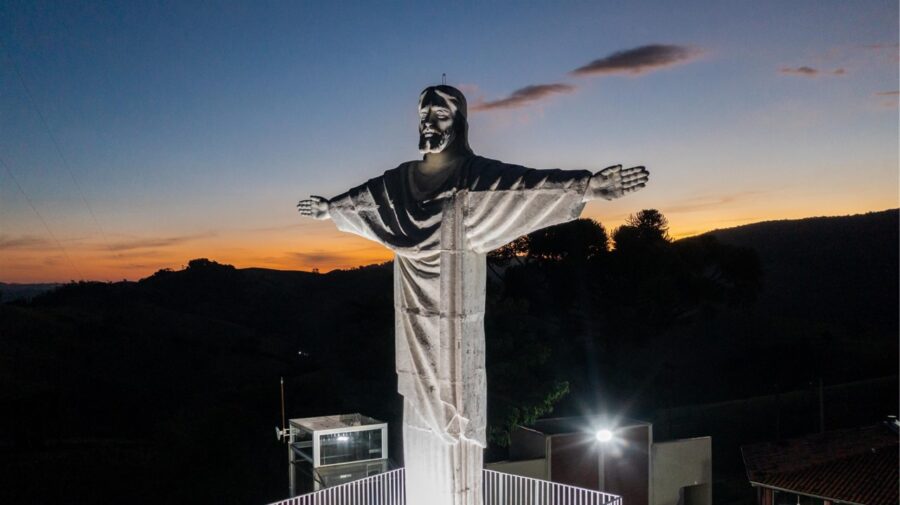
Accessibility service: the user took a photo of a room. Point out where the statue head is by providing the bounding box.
[418,85,472,155]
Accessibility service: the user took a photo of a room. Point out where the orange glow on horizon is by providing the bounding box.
[2,203,896,284]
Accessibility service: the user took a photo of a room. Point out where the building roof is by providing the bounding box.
[524,415,650,436]
[288,413,383,432]
[741,423,898,505]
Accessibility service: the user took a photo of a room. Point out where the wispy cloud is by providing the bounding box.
[662,191,766,214]
[779,66,846,77]
[875,90,899,108]
[43,255,64,266]
[570,44,701,77]
[105,233,213,251]
[274,245,392,269]
[103,249,165,260]
[472,83,576,111]
[289,249,371,265]
[471,43,701,112]
[291,251,341,265]
[780,66,819,76]
[862,43,899,50]
[454,83,482,97]
[121,263,154,270]
[0,234,51,250]
[244,223,304,233]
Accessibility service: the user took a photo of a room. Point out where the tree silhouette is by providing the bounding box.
[483,211,762,442]
[626,208,669,237]
[613,208,670,252]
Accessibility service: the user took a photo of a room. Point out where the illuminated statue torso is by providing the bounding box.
[328,155,591,504]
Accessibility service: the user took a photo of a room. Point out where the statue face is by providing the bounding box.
[418,89,459,154]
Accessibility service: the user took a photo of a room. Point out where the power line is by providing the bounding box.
[0,39,112,253]
[0,156,85,281]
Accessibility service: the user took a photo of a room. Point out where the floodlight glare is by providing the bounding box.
[596,429,613,442]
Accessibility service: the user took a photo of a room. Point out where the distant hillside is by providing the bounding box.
[0,259,396,504]
[643,209,898,411]
[704,209,898,334]
[0,282,61,303]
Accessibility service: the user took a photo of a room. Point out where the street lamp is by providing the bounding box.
[595,428,613,492]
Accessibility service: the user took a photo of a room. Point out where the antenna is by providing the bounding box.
[276,376,297,497]
[280,376,287,442]
[442,73,446,85]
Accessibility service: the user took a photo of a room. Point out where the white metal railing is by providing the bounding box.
[483,469,621,505]
[270,469,405,505]
[268,468,621,505]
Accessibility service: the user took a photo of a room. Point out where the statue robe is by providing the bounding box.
[328,155,591,505]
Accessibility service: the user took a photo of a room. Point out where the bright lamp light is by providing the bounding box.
[595,429,613,442]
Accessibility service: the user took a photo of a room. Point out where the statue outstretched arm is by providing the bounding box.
[297,195,330,220]
[582,165,649,202]
[463,158,649,252]
[297,183,398,250]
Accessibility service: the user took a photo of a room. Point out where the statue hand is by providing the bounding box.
[297,195,330,220]
[586,165,649,201]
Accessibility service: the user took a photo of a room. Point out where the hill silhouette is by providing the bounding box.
[2,259,397,505]
[652,209,898,403]
[0,282,61,303]
[1,210,896,505]
[707,209,897,335]
[611,209,898,408]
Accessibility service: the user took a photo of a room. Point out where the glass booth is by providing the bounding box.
[287,413,389,492]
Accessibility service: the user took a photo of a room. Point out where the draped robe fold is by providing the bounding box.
[328,155,591,505]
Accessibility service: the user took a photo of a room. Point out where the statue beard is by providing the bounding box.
[419,129,455,154]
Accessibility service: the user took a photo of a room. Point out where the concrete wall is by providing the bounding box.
[604,424,651,505]
[651,437,712,505]
[485,458,548,480]
[509,427,547,461]
[549,432,604,490]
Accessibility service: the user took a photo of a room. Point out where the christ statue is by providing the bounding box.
[297,85,648,505]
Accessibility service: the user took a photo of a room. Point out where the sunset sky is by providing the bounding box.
[1,0,897,283]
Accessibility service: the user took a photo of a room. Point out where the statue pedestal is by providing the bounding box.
[404,413,484,505]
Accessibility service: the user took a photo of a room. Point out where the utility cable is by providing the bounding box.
[0,38,112,254]
[0,155,84,280]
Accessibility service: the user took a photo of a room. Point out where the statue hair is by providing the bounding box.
[420,85,473,155]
